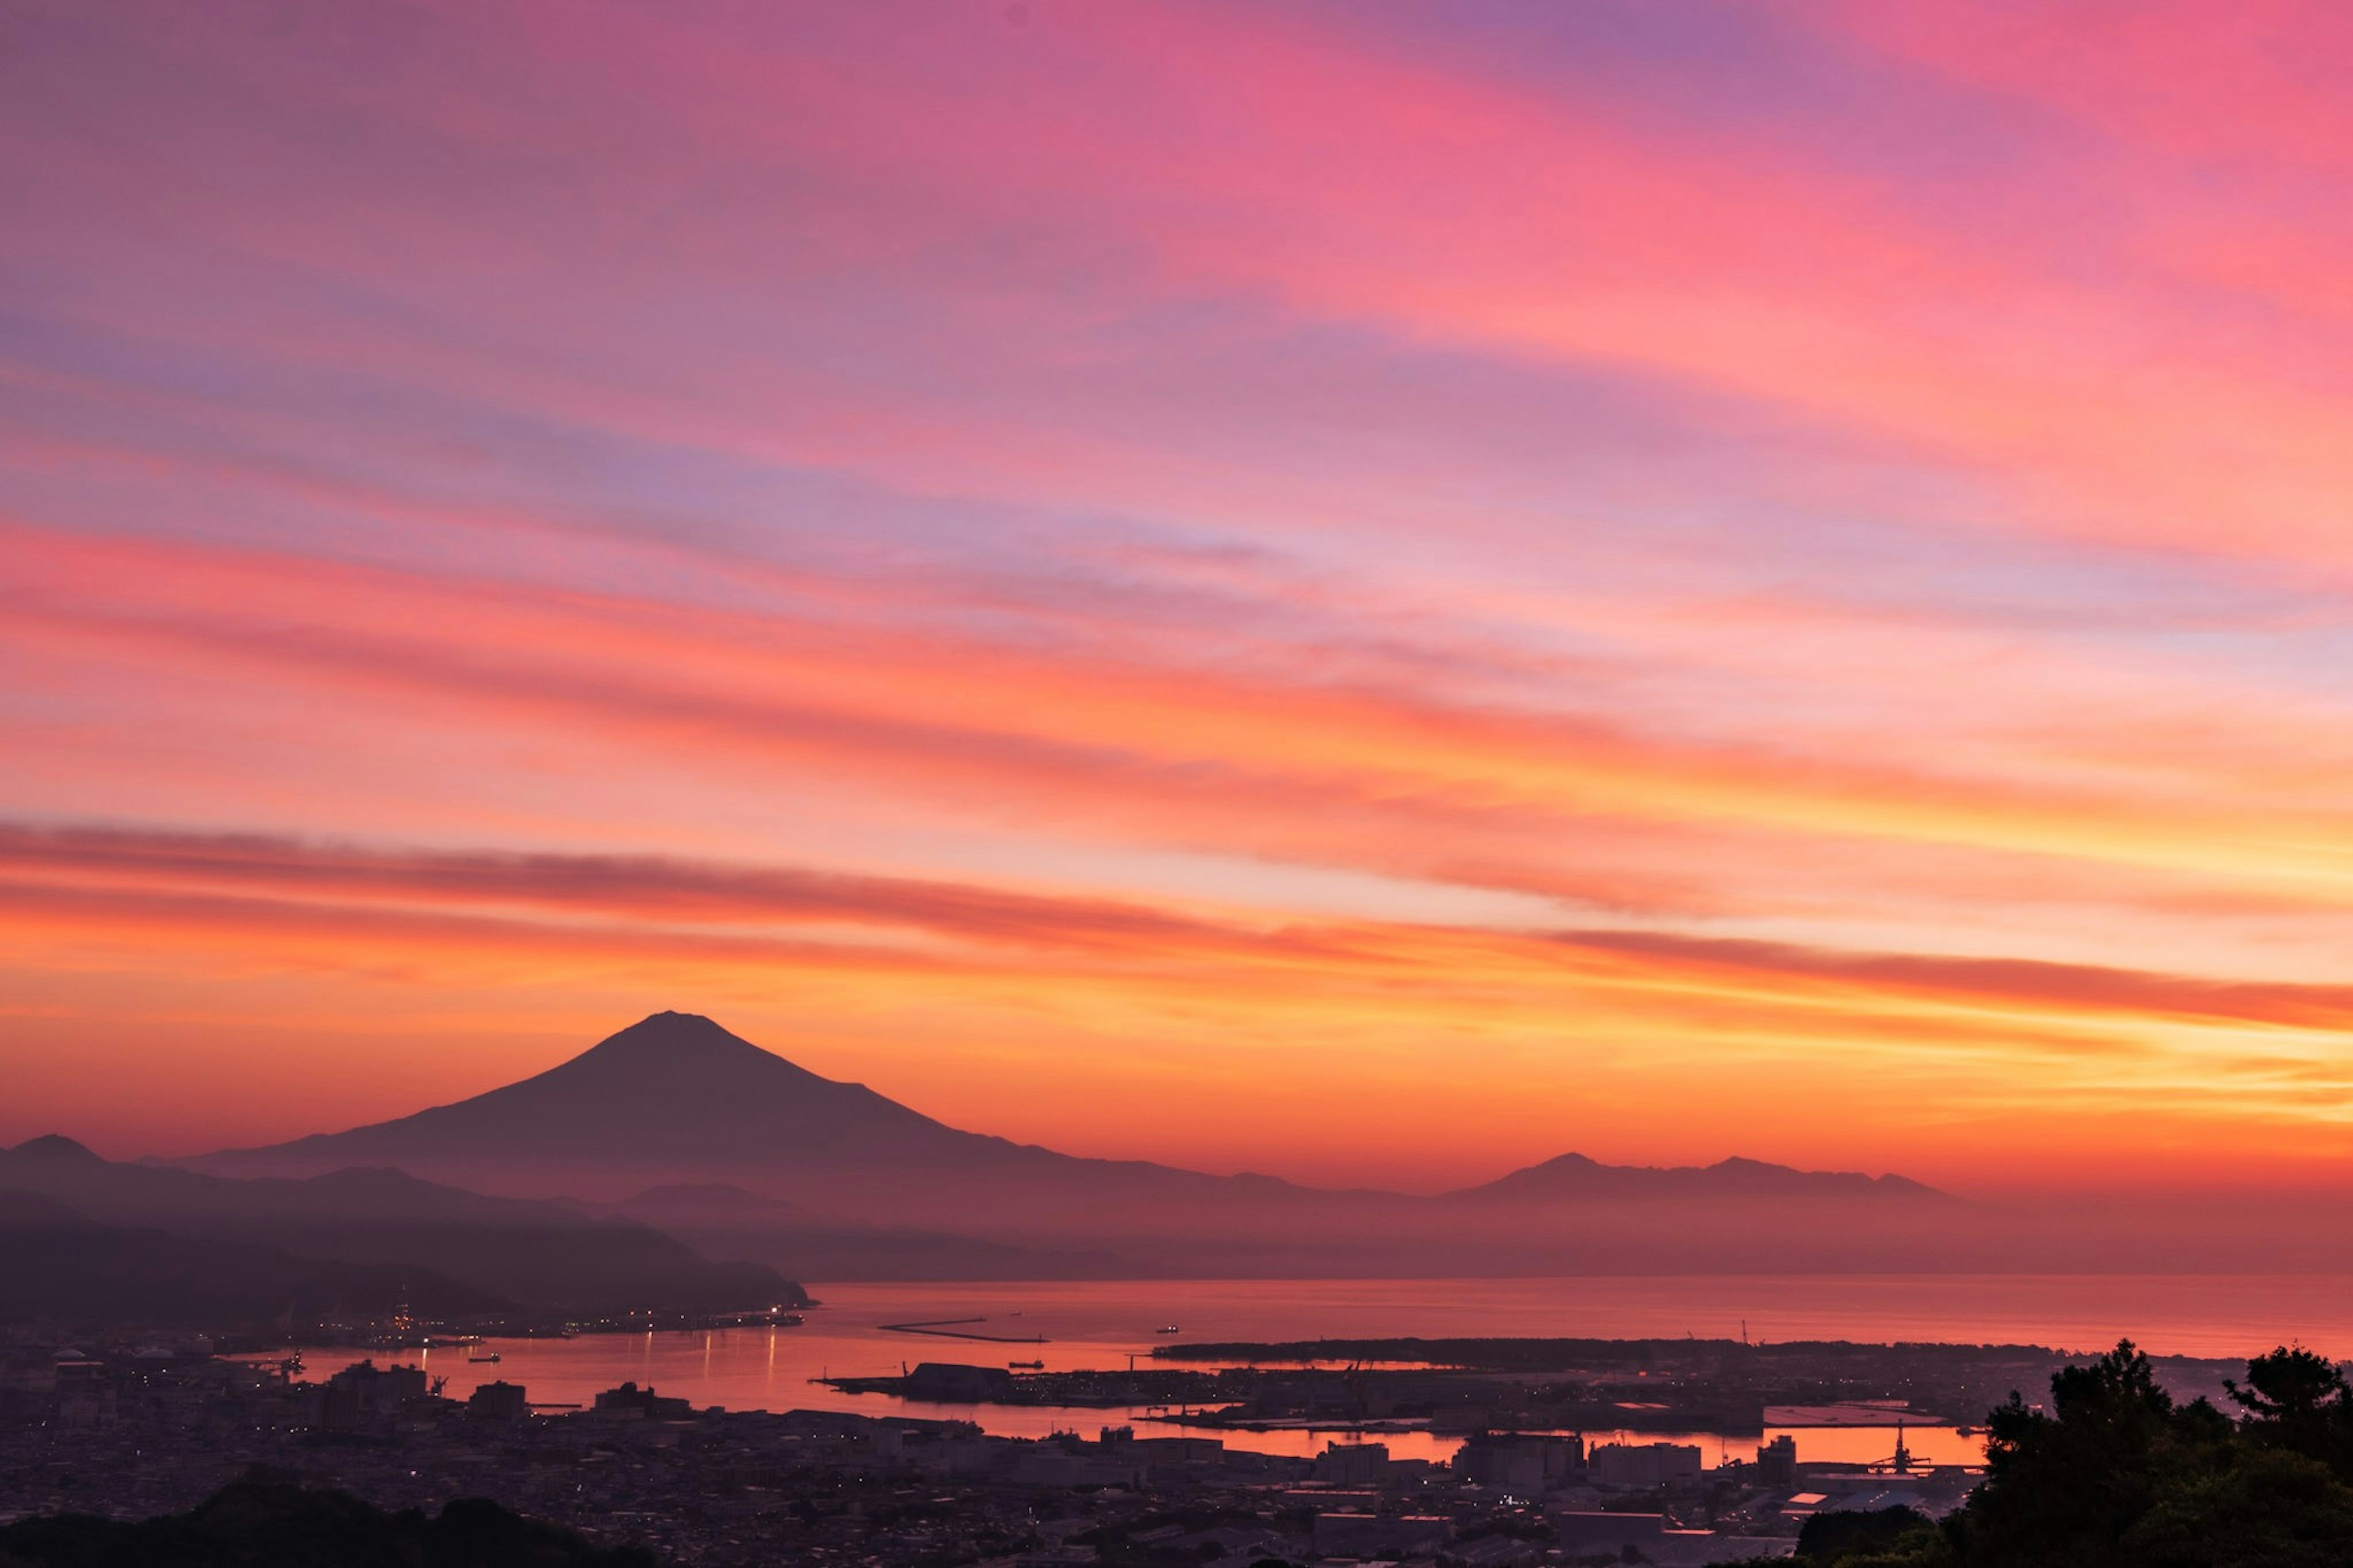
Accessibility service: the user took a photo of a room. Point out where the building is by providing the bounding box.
[1312,1512,1452,1556]
[1588,1441,1703,1488]
[1756,1434,1798,1485]
[317,1360,429,1431]
[468,1380,530,1422]
[1311,1440,1392,1484]
[1551,1511,1665,1555]
[1009,1437,1145,1488]
[593,1381,693,1420]
[1100,1427,1227,1467]
[1455,1431,1584,1491]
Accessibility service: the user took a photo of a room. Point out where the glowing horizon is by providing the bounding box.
[8,1,2353,1195]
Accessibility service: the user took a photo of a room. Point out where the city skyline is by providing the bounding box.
[10,2,2353,1195]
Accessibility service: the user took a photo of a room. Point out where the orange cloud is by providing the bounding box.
[10,0,2353,1191]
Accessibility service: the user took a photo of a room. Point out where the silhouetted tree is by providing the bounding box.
[1743,1340,2353,1568]
[2225,1345,2353,1478]
[1792,1504,1935,1562]
[2117,1445,2353,1568]
[0,1478,656,1568]
[1941,1340,2218,1566]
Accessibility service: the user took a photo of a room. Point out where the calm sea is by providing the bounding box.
[295,1274,2353,1473]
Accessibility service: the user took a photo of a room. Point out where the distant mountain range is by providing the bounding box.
[1448,1150,1945,1203]
[183,1012,1958,1279]
[20,1013,2344,1290]
[0,1132,803,1319]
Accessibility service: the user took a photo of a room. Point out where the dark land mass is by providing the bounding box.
[1155,1337,2153,1373]
[0,1137,803,1317]
[827,1337,2245,1440]
[0,1191,503,1327]
[0,1475,655,1568]
[189,1012,1980,1279]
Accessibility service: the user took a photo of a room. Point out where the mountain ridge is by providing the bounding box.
[0,1189,507,1325]
[195,1011,1941,1206]
[1447,1150,1949,1203]
[2,1132,805,1311]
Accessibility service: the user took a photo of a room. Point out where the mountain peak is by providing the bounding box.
[545,1007,842,1083]
[548,1012,845,1095]
[585,1012,766,1058]
[8,1134,102,1164]
[194,1012,983,1197]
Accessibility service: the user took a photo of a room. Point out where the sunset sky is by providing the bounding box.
[7,1,2353,1194]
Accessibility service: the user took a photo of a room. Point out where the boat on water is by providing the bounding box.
[1155,1325,1181,1335]
[468,1353,502,1363]
[1009,1359,1045,1369]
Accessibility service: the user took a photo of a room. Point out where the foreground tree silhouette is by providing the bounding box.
[1947,1339,2234,1566]
[0,1476,656,1568]
[2225,1345,2353,1478]
[2117,1447,2353,1568]
[1715,1339,2353,1568]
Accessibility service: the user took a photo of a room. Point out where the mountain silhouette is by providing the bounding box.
[1447,1152,1947,1203]
[263,1012,975,1159]
[3,1133,802,1312]
[0,1190,505,1325]
[212,1012,1066,1173]
[9,1133,107,1165]
[197,1012,1284,1227]
[157,1013,2353,1280]
[185,1012,1965,1277]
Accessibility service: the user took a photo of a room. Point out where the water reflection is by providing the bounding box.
[266,1272,2214,1471]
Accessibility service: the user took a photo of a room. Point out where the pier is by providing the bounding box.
[879,1317,1048,1344]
